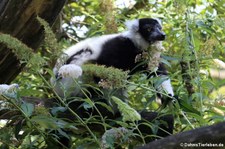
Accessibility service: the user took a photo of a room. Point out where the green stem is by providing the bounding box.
[180,110,195,129]
[133,122,146,144]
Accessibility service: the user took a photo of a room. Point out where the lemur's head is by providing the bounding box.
[125,18,165,44]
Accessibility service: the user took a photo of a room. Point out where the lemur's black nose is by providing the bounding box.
[157,33,166,41]
[161,33,166,40]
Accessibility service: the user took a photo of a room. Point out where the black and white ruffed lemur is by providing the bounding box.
[50,18,174,145]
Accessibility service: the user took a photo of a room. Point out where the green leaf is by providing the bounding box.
[160,58,171,67]
[161,55,181,61]
[196,20,216,34]
[18,89,44,97]
[31,116,77,130]
[82,101,93,110]
[58,128,70,140]
[51,107,67,116]
[112,96,141,122]
[179,100,201,115]
[166,1,172,7]
[21,102,34,117]
[154,76,169,88]
[185,112,206,124]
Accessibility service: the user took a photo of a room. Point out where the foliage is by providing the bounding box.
[101,127,132,149]
[37,16,63,68]
[0,0,225,148]
[112,96,141,122]
[0,33,46,68]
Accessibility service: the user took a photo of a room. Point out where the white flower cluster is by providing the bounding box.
[0,84,19,95]
[148,41,165,71]
[135,41,166,71]
[101,127,131,149]
[0,84,19,101]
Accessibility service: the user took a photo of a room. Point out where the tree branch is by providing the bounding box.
[138,122,225,149]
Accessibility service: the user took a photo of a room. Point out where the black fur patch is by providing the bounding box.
[96,36,142,71]
[94,36,168,76]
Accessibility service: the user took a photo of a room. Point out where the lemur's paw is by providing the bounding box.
[58,64,82,79]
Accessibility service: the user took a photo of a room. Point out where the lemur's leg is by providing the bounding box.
[156,63,174,100]
[51,47,96,97]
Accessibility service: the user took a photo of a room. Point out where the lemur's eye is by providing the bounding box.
[147,27,153,32]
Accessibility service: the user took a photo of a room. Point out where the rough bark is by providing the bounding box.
[138,121,225,149]
[0,0,67,83]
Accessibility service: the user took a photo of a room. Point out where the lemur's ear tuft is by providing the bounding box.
[125,19,139,32]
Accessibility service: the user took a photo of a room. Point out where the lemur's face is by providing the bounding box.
[138,18,165,43]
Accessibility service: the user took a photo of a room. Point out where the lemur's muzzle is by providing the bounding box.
[157,30,166,41]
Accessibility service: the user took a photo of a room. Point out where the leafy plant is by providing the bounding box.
[0,0,225,148]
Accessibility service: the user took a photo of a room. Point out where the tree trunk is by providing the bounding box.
[0,0,67,83]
